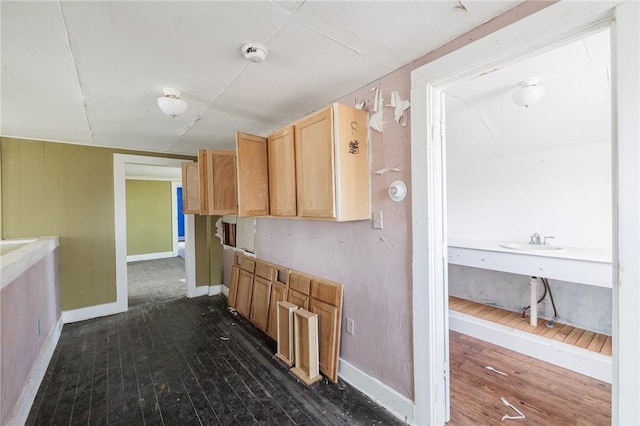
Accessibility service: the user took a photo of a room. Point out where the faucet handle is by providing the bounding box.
[529,232,540,244]
[543,236,555,245]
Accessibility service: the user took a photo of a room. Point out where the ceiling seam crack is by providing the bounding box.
[302,23,364,55]
[165,62,251,152]
[57,0,94,143]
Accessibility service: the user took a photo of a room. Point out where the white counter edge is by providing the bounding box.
[1,237,60,289]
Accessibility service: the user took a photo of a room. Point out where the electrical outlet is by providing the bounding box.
[346,318,355,335]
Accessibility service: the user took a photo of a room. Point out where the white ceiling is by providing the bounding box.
[446,28,611,158]
[1,1,523,155]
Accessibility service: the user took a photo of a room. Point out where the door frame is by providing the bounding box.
[113,154,197,312]
[410,1,638,424]
[171,181,182,256]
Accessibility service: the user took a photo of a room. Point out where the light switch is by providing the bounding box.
[372,211,383,229]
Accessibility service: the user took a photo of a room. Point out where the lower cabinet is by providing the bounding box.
[249,276,272,332]
[309,299,340,383]
[267,282,288,340]
[235,269,254,318]
[228,265,240,308]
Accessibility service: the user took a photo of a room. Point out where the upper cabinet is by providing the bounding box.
[267,126,297,217]
[198,149,237,215]
[294,104,369,220]
[181,162,200,214]
[236,132,269,217]
[238,103,370,222]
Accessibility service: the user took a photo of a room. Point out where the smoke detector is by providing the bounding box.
[241,43,268,63]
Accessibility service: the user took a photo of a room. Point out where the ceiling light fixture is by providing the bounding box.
[157,87,188,117]
[512,79,544,108]
[241,43,268,63]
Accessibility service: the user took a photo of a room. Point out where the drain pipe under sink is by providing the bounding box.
[530,276,539,326]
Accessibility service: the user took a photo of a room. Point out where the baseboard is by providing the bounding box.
[450,310,612,383]
[221,285,229,297]
[338,358,414,424]
[188,284,209,298]
[62,301,125,324]
[8,317,63,425]
[126,251,174,263]
[208,284,224,296]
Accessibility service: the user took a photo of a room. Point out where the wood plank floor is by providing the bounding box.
[449,296,612,355]
[449,331,611,425]
[27,296,402,425]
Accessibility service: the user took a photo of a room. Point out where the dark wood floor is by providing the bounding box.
[449,331,611,425]
[27,296,402,425]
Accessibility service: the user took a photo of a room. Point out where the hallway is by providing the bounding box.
[127,257,186,308]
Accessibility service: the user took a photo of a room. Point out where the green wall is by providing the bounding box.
[0,137,223,310]
[126,180,173,256]
[194,214,223,287]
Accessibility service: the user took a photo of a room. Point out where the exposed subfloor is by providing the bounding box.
[449,330,611,425]
[26,295,402,425]
[127,257,186,308]
[449,296,612,355]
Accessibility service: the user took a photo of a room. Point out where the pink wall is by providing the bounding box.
[241,1,552,401]
[1,248,61,425]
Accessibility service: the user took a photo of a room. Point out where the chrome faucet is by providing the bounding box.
[543,236,555,246]
[529,233,542,245]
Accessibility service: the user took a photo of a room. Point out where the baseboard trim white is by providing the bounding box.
[188,285,209,298]
[222,285,229,297]
[450,310,612,383]
[338,358,414,424]
[208,284,224,296]
[8,317,63,426]
[62,301,125,324]
[126,251,175,263]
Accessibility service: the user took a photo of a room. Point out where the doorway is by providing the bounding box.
[124,173,186,307]
[444,27,612,423]
[410,2,639,424]
[113,154,197,313]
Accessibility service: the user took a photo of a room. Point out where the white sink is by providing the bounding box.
[500,243,564,252]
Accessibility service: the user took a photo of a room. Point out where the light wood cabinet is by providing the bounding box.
[249,276,272,332]
[276,301,298,367]
[294,104,369,221]
[235,103,369,221]
[267,126,297,217]
[235,265,255,318]
[290,309,322,385]
[236,132,269,217]
[181,162,200,214]
[228,265,240,308]
[198,149,237,215]
[267,282,288,340]
[288,272,311,310]
[309,298,340,383]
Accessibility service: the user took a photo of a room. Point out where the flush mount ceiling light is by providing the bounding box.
[512,79,545,108]
[157,87,188,117]
[241,43,268,63]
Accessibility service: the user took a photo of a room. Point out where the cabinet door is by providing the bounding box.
[288,289,309,310]
[198,150,237,215]
[181,162,200,214]
[236,132,269,217]
[268,126,297,216]
[294,106,336,218]
[309,298,340,383]
[228,265,240,308]
[267,282,288,340]
[249,276,272,332]
[235,269,254,318]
